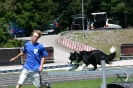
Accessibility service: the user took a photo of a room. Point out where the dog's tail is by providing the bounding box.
[106,46,116,64]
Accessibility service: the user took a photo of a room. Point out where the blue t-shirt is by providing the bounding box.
[22,42,48,71]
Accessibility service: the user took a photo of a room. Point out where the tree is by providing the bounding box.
[14,0,60,36]
[0,0,133,37]
[110,0,133,28]
[0,0,17,23]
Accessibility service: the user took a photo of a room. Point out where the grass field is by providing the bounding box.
[8,76,132,88]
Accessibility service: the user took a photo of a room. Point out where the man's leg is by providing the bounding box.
[16,84,22,88]
[31,71,42,88]
[30,72,51,88]
[17,69,29,88]
[31,71,51,88]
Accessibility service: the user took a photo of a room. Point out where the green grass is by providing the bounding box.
[7,77,133,88]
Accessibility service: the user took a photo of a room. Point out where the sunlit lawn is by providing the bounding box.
[8,77,127,88]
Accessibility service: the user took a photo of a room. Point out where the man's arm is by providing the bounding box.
[10,52,25,62]
[38,57,45,71]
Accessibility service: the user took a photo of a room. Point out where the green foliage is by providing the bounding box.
[0,27,23,48]
[2,39,23,48]
[0,0,132,35]
[0,28,12,47]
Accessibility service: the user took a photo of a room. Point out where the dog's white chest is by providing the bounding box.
[72,61,83,65]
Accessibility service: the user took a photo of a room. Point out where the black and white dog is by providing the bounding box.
[67,46,116,71]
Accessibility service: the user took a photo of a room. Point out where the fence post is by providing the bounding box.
[101,55,107,88]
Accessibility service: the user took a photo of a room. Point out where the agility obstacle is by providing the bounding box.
[0,64,133,83]
[0,63,133,88]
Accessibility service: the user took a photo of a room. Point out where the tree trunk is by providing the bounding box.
[124,14,127,28]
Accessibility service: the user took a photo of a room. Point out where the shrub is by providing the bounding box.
[2,39,23,48]
[0,29,23,48]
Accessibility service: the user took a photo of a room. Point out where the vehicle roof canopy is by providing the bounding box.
[91,12,106,15]
[91,12,107,21]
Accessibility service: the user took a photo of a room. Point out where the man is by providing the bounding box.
[10,30,50,88]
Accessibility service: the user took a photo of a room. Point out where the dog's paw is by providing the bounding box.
[66,68,72,71]
[76,68,86,71]
[66,68,70,71]
[66,69,70,71]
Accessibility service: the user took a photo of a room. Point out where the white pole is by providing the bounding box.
[101,58,107,88]
[81,0,88,38]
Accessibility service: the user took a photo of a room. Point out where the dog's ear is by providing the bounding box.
[70,51,76,55]
[70,52,73,55]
